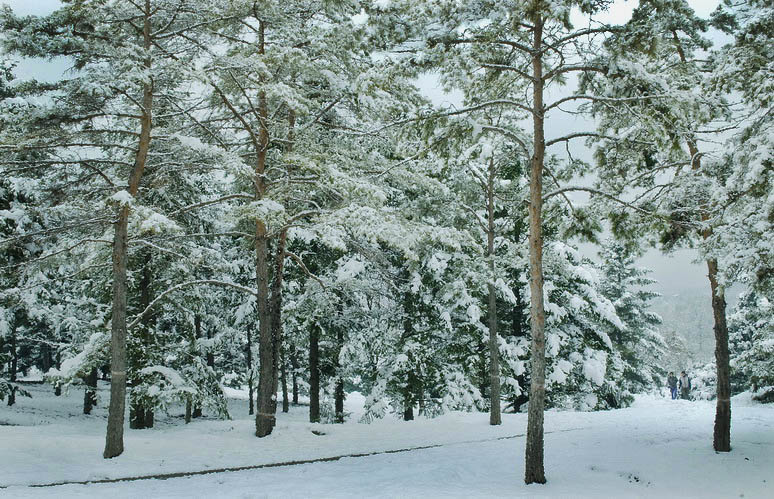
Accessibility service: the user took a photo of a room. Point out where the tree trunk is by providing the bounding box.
[403,389,414,421]
[206,327,215,369]
[7,328,17,406]
[291,346,299,405]
[192,314,203,419]
[104,0,153,459]
[525,14,547,485]
[83,367,98,415]
[685,135,731,453]
[130,250,154,429]
[309,321,320,423]
[269,231,287,426]
[487,157,501,426]
[334,379,345,423]
[185,396,192,424]
[675,32,732,454]
[281,348,289,413]
[247,324,254,416]
[708,258,731,451]
[254,19,276,438]
[334,302,345,423]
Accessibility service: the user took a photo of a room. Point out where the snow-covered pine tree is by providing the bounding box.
[1,0,231,457]
[598,239,665,400]
[407,0,636,482]
[582,0,740,452]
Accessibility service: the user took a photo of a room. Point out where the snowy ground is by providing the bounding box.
[1,383,772,498]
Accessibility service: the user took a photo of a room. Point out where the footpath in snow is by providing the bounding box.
[1,383,772,498]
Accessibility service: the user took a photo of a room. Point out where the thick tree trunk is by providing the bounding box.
[253,19,276,438]
[83,367,98,415]
[103,0,153,459]
[487,157,501,426]
[525,14,547,485]
[309,321,320,423]
[104,204,130,456]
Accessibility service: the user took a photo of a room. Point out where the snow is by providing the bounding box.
[351,9,369,27]
[0,386,772,497]
[109,190,133,206]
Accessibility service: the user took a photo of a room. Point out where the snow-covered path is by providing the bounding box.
[1,384,772,497]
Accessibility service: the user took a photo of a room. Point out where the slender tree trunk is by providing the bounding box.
[7,328,17,406]
[684,136,731,452]
[206,327,215,369]
[54,351,61,396]
[309,321,320,423]
[269,231,287,426]
[185,396,192,424]
[281,348,289,413]
[103,0,153,459]
[83,367,98,415]
[675,32,732,453]
[525,14,547,485]
[708,258,731,450]
[247,324,254,416]
[403,387,414,421]
[130,251,154,429]
[487,157,501,426]
[192,314,203,419]
[291,346,299,405]
[334,297,345,423]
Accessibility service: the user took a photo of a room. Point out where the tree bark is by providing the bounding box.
[83,367,98,415]
[247,324,254,415]
[684,136,731,452]
[254,19,276,438]
[290,346,299,405]
[206,326,215,369]
[281,347,289,413]
[192,314,203,419]
[103,0,153,459]
[675,32,732,453]
[487,157,501,426]
[309,321,320,423]
[525,13,547,485]
[269,231,288,426]
[335,327,345,423]
[130,250,154,429]
[708,259,731,451]
[7,327,17,406]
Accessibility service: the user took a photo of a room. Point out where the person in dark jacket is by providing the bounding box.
[679,371,691,400]
[667,372,678,400]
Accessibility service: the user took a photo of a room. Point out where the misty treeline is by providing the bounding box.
[0,0,771,484]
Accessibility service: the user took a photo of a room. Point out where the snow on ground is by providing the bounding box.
[1,383,772,498]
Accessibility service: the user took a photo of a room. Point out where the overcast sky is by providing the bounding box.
[1,0,734,312]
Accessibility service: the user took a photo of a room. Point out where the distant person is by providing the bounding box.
[667,372,678,400]
[679,371,691,400]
